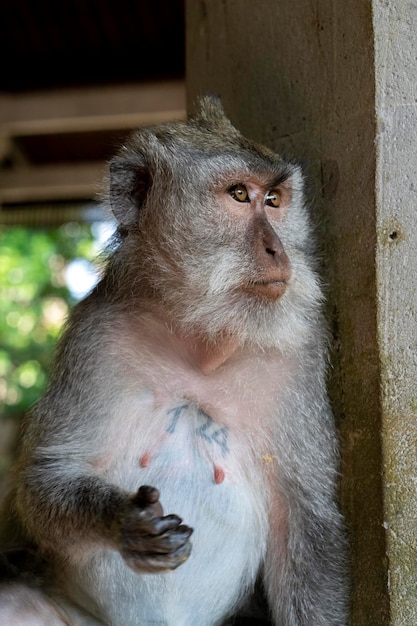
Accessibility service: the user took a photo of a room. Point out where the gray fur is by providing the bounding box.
[0,95,348,625]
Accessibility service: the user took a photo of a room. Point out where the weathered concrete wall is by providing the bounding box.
[187,1,417,623]
[373,1,417,623]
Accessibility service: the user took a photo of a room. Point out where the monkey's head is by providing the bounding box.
[107,95,322,351]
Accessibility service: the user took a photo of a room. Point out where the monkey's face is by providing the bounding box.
[130,156,321,351]
[109,98,322,350]
[219,178,292,300]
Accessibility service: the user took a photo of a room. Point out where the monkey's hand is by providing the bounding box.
[117,485,193,574]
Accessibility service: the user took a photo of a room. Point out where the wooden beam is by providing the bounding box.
[0,80,186,208]
[0,80,186,127]
[4,109,185,138]
[0,162,106,206]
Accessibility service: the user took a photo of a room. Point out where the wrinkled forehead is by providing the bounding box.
[167,146,294,191]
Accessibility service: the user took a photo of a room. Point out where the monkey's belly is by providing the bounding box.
[67,403,269,626]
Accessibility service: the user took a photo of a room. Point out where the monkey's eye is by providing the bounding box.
[265,191,281,208]
[229,184,249,203]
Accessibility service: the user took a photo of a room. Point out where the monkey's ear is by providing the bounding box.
[192,94,241,137]
[109,156,152,228]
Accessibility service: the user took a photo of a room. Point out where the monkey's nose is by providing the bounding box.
[257,219,292,282]
[262,221,285,258]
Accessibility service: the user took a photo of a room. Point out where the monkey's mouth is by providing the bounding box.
[243,280,288,300]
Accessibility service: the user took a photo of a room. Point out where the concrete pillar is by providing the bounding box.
[186,1,417,624]
[374,1,417,623]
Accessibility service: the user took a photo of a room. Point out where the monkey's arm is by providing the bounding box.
[15,455,192,574]
[264,352,348,626]
[7,302,192,574]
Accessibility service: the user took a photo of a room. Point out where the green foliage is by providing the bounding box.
[0,222,102,419]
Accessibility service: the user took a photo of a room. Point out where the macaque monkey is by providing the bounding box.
[0,95,348,625]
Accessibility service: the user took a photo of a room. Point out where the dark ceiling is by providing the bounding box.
[0,0,185,92]
[0,1,186,213]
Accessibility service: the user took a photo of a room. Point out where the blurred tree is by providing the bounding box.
[0,222,106,421]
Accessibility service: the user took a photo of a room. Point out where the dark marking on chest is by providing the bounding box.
[166,403,229,457]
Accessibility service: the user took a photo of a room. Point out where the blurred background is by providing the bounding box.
[0,0,186,485]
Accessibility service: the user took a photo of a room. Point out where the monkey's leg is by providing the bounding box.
[262,453,347,620]
[0,582,72,625]
[265,502,347,626]
[261,360,348,625]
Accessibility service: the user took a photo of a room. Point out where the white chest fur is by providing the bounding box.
[68,398,271,626]
[65,318,289,624]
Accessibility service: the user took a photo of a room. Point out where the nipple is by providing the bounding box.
[213,465,225,484]
[139,452,152,468]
